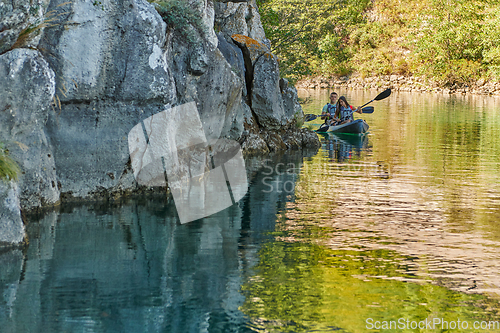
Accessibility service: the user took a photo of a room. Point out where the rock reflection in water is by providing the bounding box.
[0,151,315,332]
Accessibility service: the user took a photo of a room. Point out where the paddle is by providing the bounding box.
[359,88,391,109]
[304,106,374,122]
[317,123,330,132]
[339,88,392,122]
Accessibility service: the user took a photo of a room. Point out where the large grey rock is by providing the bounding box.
[280,78,303,120]
[46,101,164,199]
[34,0,179,200]
[0,30,19,54]
[0,48,58,209]
[188,46,209,75]
[217,33,246,96]
[170,37,244,142]
[231,33,269,93]
[0,0,314,212]
[231,34,269,68]
[194,49,244,142]
[0,181,24,246]
[215,0,268,46]
[251,52,288,129]
[197,0,218,49]
[39,0,249,200]
[39,0,176,103]
[220,99,253,140]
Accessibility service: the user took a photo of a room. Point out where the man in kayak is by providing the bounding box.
[334,96,362,125]
[321,92,338,125]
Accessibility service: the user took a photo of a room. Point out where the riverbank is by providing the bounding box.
[297,75,500,96]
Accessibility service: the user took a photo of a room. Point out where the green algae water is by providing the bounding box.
[2,90,500,332]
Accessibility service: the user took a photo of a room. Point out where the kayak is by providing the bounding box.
[316,119,369,134]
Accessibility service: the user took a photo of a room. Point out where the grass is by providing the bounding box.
[0,142,20,181]
[7,2,72,53]
[294,110,305,129]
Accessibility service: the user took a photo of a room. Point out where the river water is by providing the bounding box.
[2,89,500,332]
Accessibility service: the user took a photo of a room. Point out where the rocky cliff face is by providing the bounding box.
[0,0,319,245]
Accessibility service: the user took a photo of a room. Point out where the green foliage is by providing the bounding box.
[294,110,305,128]
[408,0,488,84]
[258,0,500,84]
[482,7,500,78]
[317,34,351,76]
[257,0,371,81]
[149,0,207,44]
[0,142,20,181]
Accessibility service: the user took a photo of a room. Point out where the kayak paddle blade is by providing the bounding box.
[304,114,318,122]
[361,106,374,113]
[374,88,391,101]
[316,124,329,132]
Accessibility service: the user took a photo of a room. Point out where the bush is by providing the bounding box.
[436,59,482,86]
[149,0,207,44]
[317,34,352,76]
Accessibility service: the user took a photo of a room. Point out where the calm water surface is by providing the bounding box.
[2,89,500,332]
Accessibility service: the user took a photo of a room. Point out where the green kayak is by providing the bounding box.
[316,119,369,134]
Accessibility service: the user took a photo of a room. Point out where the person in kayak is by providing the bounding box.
[334,96,362,125]
[321,92,338,124]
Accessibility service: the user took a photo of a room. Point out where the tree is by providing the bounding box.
[257,0,370,81]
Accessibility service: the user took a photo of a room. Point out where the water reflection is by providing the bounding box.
[318,133,370,163]
[241,241,500,332]
[239,89,500,331]
[291,89,500,297]
[2,89,500,332]
[0,151,315,332]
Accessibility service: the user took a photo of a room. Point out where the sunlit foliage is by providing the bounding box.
[257,0,370,82]
[258,0,500,85]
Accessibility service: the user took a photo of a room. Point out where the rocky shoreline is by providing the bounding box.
[297,75,500,96]
[0,0,320,246]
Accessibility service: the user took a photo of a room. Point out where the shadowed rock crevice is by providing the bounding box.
[231,34,268,106]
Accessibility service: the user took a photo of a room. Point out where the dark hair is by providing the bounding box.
[335,96,350,118]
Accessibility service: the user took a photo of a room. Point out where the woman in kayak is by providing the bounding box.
[333,96,362,125]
